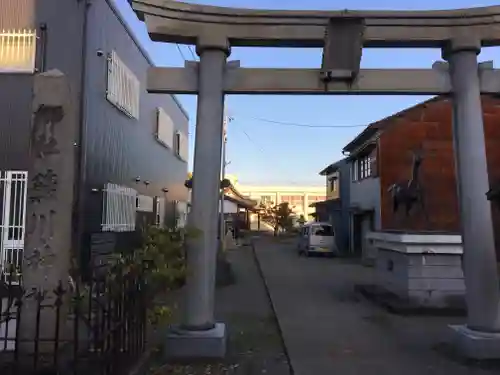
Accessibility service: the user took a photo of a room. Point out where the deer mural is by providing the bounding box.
[387,149,429,222]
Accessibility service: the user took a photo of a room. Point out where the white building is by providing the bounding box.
[237,184,325,219]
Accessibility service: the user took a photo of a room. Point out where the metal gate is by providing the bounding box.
[0,171,28,281]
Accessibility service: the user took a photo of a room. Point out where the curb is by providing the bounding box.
[251,239,296,375]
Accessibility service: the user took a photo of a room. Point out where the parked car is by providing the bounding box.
[297,222,337,257]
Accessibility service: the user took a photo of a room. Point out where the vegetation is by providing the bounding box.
[108,225,191,326]
[260,201,294,232]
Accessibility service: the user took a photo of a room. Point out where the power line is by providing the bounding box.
[187,45,197,61]
[236,115,367,129]
[239,128,266,154]
[175,44,187,62]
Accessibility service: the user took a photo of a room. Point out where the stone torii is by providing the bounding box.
[129,0,500,360]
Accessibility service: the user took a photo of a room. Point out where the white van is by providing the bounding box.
[297,222,337,257]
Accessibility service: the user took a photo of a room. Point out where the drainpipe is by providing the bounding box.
[73,0,91,277]
[220,114,228,251]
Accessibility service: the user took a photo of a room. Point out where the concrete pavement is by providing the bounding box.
[253,237,499,375]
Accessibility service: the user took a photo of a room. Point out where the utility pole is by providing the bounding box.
[220,112,230,251]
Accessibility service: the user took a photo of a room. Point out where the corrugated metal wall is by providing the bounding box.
[0,0,34,29]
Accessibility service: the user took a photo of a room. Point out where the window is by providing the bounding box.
[0,29,37,73]
[312,225,334,236]
[101,183,137,232]
[106,50,140,119]
[329,176,338,192]
[352,155,372,181]
[174,131,189,162]
[156,107,174,149]
[175,201,188,228]
[280,195,292,203]
[154,196,165,227]
[260,195,273,205]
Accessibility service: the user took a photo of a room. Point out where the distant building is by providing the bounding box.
[312,159,351,254]
[237,185,325,219]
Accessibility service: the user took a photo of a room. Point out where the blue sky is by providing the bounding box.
[116,0,500,186]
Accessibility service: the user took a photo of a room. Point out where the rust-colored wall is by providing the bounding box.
[378,96,500,256]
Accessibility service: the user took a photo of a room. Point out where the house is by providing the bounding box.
[342,95,500,262]
[342,117,381,264]
[220,183,259,232]
[0,0,189,278]
[312,158,351,254]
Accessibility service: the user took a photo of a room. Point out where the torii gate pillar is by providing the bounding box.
[445,38,500,359]
[164,36,230,359]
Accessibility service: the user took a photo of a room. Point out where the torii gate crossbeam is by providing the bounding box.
[129,0,500,361]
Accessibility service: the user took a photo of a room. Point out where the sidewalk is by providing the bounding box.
[152,246,291,375]
[253,237,500,375]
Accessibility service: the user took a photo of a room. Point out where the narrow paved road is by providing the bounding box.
[254,237,498,375]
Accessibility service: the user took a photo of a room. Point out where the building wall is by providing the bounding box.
[82,0,189,222]
[0,75,34,170]
[0,0,189,267]
[349,171,381,230]
[0,0,38,170]
[336,159,352,251]
[0,0,34,29]
[378,96,500,255]
[325,171,340,200]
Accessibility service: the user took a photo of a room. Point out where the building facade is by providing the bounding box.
[314,158,351,254]
[0,0,189,275]
[237,184,325,219]
[342,95,500,261]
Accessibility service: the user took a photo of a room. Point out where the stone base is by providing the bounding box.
[366,231,466,309]
[355,284,466,316]
[448,324,500,360]
[164,323,227,360]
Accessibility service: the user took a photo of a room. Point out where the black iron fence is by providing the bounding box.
[0,265,147,375]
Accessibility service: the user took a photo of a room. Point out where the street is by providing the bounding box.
[254,237,499,375]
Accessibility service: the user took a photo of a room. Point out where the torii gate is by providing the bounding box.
[129,0,500,359]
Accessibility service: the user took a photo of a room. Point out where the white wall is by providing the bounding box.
[219,199,238,214]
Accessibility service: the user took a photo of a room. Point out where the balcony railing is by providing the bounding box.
[0,29,37,73]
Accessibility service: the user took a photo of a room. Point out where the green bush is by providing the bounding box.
[107,225,194,326]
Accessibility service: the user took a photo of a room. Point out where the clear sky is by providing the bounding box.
[116,0,500,186]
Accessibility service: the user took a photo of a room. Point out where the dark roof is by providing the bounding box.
[342,96,444,153]
[224,195,258,210]
[319,158,348,176]
[224,184,258,209]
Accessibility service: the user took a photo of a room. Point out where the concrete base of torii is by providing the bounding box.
[448,325,500,360]
[163,323,227,360]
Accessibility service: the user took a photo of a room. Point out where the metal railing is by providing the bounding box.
[0,263,147,375]
[0,171,27,283]
[101,183,137,233]
[0,29,37,73]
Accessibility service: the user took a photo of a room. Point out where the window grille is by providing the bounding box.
[156,107,174,149]
[175,201,188,228]
[154,196,165,227]
[101,183,137,232]
[0,171,28,282]
[106,50,140,119]
[0,29,36,73]
[175,131,189,162]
